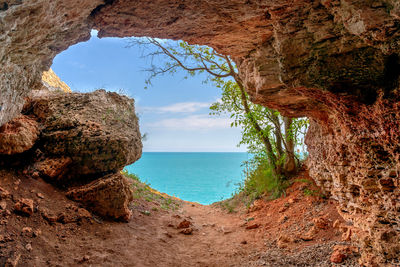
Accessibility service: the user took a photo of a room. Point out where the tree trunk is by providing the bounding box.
[234,75,278,175]
[283,117,296,174]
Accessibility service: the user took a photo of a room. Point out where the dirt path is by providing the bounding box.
[0,170,360,266]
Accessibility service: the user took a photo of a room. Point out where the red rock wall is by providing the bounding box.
[305,91,400,265]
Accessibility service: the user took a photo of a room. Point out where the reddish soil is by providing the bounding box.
[0,169,360,266]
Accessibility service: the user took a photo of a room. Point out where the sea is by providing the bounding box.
[124,152,250,205]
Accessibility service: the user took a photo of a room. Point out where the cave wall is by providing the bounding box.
[305,91,400,265]
[1,0,400,265]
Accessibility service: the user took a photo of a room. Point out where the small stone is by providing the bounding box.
[313,216,329,229]
[245,223,260,230]
[32,172,40,179]
[14,198,34,216]
[220,226,233,234]
[177,219,191,229]
[39,207,58,223]
[33,229,41,237]
[77,208,91,219]
[77,255,90,263]
[333,219,341,228]
[22,227,32,234]
[299,233,314,241]
[342,228,352,241]
[179,228,193,235]
[241,240,247,244]
[278,215,288,224]
[330,250,346,263]
[0,187,10,199]
[0,201,7,210]
[36,193,44,199]
[25,243,32,251]
[277,234,294,249]
[278,206,288,213]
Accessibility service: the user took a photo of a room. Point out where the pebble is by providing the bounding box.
[25,243,32,251]
[179,228,193,235]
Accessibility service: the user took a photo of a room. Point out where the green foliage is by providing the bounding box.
[219,201,236,213]
[121,170,140,181]
[303,188,319,196]
[239,158,291,203]
[122,170,179,211]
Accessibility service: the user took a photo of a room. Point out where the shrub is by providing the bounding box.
[240,159,291,202]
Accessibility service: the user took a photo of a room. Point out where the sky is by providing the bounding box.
[51,30,245,152]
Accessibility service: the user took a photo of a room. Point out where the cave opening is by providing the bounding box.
[1,1,399,265]
[50,31,251,204]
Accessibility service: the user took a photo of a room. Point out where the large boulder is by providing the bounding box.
[66,173,133,222]
[28,89,142,178]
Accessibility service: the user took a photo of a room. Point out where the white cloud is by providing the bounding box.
[145,114,232,131]
[141,101,212,113]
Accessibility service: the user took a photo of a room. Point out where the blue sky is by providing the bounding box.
[51,30,245,152]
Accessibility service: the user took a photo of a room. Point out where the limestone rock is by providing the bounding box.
[29,89,142,177]
[0,115,39,155]
[177,219,191,229]
[330,245,358,264]
[276,234,295,249]
[14,198,34,216]
[33,157,72,180]
[179,228,193,235]
[306,97,400,265]
[0,0,102,126]
[41,69,71,93]
[330,249,346,264]
[66,173,133,222]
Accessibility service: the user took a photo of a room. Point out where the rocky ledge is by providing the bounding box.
[0,89,142,221]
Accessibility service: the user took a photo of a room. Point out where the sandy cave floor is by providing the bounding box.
[0,169,361,266]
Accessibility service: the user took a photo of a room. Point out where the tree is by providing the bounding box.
[127,38,308,178]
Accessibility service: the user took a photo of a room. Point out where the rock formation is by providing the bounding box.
[0,89,142,221]
[0,0,399,265]
[0,115,39,155]
[42,68,72,93]
[27,89,142,179]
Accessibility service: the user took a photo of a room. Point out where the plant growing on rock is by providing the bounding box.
[127,38,308,189]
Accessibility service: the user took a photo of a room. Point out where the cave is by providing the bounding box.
[1,0,399,265]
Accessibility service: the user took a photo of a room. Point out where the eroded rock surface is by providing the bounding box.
[306,95,400,265]
[28,89,142,177]
[0,115,39,155]
[1,0,399,265]
[0,89,142,221]
[67,173,133,222]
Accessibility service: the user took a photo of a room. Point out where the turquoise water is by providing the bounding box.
[124,152,249,205]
